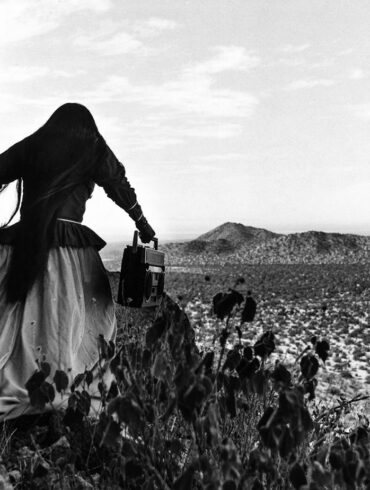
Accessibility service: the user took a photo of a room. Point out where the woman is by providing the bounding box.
[0,103,155,421]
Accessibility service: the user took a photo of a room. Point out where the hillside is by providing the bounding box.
[182,222,279,255]
[197,222,280,245]
[100,223,370,270]
[162,223,370,266]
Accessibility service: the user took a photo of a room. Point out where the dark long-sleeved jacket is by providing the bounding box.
[0,138,143,249]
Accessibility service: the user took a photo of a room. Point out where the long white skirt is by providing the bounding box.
[0,245,117,421]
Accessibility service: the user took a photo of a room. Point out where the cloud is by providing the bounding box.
[54,0,112,14]
[350,103,370,121]
[188,46,260,75]
[132,17,178,37]
[0,67,54,116]
[0,2,55,45]
[130,122,242,150]
[349,68,365,80]
[53,69,86,78]
[88,71,257,119]
[84,45,258,119]
[272,57,307,68]
[198,153,246,162]
[337,48,354,56]
[73,16,178,56]
[0,66,50,83]
[74,31,145,56]
[96,116,183,151]
[0,0,112,45]
[268,54,333,70]
[115,118,245,147]
[286,79,336,90]
[0,66,86,88]
[0,93,19,114]
[0,40,258,151]
[309,59,335,69]
[77,92,250,152]
[280,43,311,54]
[180,122,243,139]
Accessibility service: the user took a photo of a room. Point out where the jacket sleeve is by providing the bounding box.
[93,145,144,222]
[0,139,25,186]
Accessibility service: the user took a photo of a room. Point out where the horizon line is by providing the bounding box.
[101,223,370,244]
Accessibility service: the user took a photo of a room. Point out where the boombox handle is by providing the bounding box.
[133,230,158,253]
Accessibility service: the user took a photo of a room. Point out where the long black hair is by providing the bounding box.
[1,103,107,302]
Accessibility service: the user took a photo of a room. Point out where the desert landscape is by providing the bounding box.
[1,222,370,489]
[106,222,370,404]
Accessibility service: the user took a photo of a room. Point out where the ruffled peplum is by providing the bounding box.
[0,220,106,251]
[53,219,106,250]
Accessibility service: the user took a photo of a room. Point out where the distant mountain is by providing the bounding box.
[100,223,370,269]
[283,231,362,254]
[237,231,370,263]
[197,222,280,245]
[162,223,370,265]
[183,222,280,255]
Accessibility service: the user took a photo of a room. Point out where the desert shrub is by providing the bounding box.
[1,284,369,489]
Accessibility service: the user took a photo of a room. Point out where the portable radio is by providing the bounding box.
[117,231,165,307]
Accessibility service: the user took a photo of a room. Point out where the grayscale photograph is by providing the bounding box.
[0,1,369,488]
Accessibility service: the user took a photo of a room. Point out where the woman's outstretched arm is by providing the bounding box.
[93,146,155,242]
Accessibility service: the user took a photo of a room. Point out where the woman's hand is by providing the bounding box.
[136,216,156,243]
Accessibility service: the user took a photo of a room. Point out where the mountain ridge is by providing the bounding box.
[197,222,281,244]
[162,222,370,265]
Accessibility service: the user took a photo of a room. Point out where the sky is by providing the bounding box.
[1,0,370,241]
